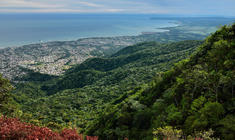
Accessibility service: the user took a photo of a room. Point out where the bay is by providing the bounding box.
[0,14,178,48]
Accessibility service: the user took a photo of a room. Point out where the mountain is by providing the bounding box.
[0,22,234,140]
[12,40,202,131]
[85,24,235,139]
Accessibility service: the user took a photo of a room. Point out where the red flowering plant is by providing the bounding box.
[0,116,98,140]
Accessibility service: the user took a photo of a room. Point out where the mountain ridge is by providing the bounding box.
[86,24,235,140]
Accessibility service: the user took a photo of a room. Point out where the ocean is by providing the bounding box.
[0,14,178,48]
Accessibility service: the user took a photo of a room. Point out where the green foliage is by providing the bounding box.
[199,102,225,125]
[0,74,12,104]
[218,115,235,140]
[166,104,183,126]
[15,67,58,82]
[153,126,182,140]
[86,24,235,139]
[43,70,105,94]
[190,96,207,113]
[0,74,20,117]
[13,40,201,132]
[9,23,235,139]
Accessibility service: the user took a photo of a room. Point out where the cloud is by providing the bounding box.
[0,0,63,8]
[0,0,234,16]
[0,7,124,13]
[0,8,81,13]
[0,0,136,13]
[75,1,104,8]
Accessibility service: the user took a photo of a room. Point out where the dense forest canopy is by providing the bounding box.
[86,24,235,139]
[11,40,202,131]
[0,74,20,117]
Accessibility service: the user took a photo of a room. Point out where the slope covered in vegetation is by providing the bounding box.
[1,23,234,140]
[0,74,99,139]
[12,40,202,130]
[86,24,235,139]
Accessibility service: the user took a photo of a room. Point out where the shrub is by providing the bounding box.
[0,116,98,140]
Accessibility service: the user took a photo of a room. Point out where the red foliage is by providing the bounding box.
[0,116,98,140]
[86,135,98,140]
[0,116,60,140]
[60,129,83,140]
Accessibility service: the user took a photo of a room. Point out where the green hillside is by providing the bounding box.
[12,40,202,130]
[86,24,235,139]
[2,23,234,140]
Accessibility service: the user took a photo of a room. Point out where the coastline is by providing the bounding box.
[0,22,179,50]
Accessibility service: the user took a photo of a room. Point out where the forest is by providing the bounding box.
[0,23,234,139]
[11,40,202,130]
[86,24,235,139]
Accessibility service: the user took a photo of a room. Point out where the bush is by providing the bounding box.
[0,116,98,140]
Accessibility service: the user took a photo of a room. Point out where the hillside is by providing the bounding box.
[0,32,204,81]
[12,40,202,130]
[0,37,144,81]
[86,24,235,139]
[0,22,234,140]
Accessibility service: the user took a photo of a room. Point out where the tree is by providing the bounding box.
[218,115,235,140]
[0,75,12,105]
[0,74,14,116]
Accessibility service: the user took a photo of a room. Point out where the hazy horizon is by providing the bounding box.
[0,14,180,48]
[0,13,234,18]
[1,0,235,48]
[0,0,235,16]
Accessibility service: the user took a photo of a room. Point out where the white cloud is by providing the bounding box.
[0,8,124,13]
[0,8,80,13]
[75,1,104,8]
[0,0,234,15]
[0,0,134,13]
[0,0,63,8]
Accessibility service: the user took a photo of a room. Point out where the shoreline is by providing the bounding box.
[0,23,179,50]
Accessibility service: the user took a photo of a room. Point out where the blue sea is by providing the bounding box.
[0,14,178,48]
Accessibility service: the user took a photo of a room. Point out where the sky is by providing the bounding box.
[0,0,235,16]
